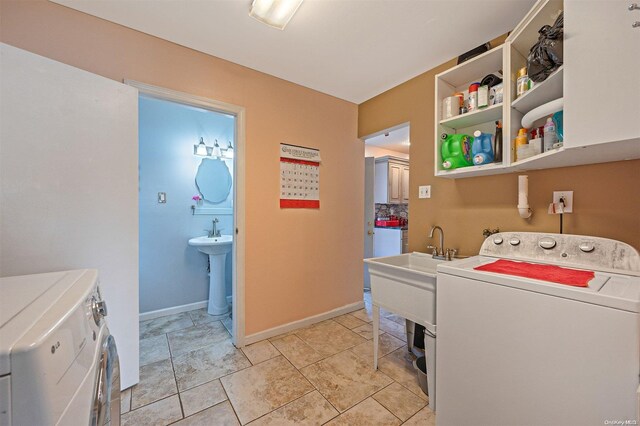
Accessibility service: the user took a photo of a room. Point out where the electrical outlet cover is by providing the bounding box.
[419,185,431,199]
[553,191,573,213]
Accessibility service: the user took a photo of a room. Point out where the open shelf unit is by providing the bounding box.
[434,45,508,178]
[434,0,566,179]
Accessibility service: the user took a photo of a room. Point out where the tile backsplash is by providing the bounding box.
[375,203,408,221]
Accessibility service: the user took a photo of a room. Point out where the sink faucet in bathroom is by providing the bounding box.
[427,225,457,261]
[206,218,221,238]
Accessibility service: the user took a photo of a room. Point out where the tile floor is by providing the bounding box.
[122,292,436,425]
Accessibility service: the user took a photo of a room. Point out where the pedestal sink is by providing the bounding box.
[188,235,232,315]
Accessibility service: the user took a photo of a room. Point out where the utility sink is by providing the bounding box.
[188,235,232,255]
[188,235,233,315]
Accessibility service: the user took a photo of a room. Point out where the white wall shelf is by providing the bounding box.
[511,66,563,115]
[435,162,509,179]
[439,103,503,130]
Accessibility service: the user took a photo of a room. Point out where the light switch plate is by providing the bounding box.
[419,185,431,199]
[553,191,573,213]
[158,192,166,203]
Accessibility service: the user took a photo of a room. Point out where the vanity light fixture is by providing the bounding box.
[224,141,234,159]
[212,140,222,158]
[249,0,304,30]
[194,137,209,157]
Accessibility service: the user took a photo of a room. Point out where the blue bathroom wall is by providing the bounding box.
[139,96,235,314]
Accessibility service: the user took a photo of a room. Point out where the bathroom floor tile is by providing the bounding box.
[270,334,324,369]
[179,379,228,417]
[122,395,183,426]
[167,321,230,358]
[220,355,314,425]
[131,358,178,409]
[189,308,231,325]
[333,313,367,330]
[403,406,436,426]
[140,312,194,339]
[222,316,233,335]
[241,340,281,365]
[295,320,366,356]
[372,382,426,421]
[140,334,171,366]
[120,387,132,414]
[173,339,251,391]
[378,348,427,401]
[324,397,401,426]
[350,333,405,361]
[350,308,373,323]
[300,350,393,412]
[248,391,338,426]
[351,323,384,340]
[174,401,239,426]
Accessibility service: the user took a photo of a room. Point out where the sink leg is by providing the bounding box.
[208,253,230,315]
[373,304,380,370]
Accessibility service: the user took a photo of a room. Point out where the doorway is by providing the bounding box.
[362,123,411,289]
[127,81,246,347]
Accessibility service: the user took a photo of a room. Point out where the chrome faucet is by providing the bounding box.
[427,225,457,261]
[206,218,221,238]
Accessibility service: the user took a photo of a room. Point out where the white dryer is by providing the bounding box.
[0,269,120,425]
[436,232,640,426]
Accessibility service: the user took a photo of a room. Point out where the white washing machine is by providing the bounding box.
[435,232,640,426]
[0,269,120,425]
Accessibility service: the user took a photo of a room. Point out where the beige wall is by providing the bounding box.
[1,0,363,335]
[359,39,640,255]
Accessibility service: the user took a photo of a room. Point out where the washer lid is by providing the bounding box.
[438,257,640,313]
[0,269,94,376]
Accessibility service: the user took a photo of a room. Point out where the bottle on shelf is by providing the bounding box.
[516,67,532,98]
[514,128,528,161]
[472,130,494,165]
[544,117,557,151]
[467,82,480,112]
[494,121,503,162]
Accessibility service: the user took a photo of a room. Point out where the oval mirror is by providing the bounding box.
[195,158,232,203]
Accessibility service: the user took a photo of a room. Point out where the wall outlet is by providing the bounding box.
[419,185,431,199]
[553,191,573,213]
[158,192,167,203]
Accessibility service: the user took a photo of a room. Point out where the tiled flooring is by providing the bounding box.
[122,292,436,425]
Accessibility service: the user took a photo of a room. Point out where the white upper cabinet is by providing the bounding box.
[434,0,640,179]
[374,156,409,204]
[564,0,640,148]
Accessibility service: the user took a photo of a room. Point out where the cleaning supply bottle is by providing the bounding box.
[441,133,474,170]
[472,130,494,165]
[514,128,528,161]
[544,117,557,151]
[494,121,503,162]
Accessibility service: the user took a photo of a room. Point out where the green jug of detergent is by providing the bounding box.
[441,133,474,170]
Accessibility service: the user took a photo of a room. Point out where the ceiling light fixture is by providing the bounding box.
[249,0,304,30]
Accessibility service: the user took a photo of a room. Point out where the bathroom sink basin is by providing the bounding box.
[188,235,233,255]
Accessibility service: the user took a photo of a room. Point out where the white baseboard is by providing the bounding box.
[244,300,365,345]
[139,296,234,321]
[139,300,208,321]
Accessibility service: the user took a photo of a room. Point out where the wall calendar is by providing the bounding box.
[280,144,320,208]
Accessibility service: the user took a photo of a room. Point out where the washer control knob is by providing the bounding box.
[579,242,595,253]
[509,237,520,246]
[539,238,557,250]
[91,297,108,325]
[493,237,503,245]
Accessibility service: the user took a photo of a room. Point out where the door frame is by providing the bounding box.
[125,80,247,347]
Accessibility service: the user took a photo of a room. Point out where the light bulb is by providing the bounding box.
[194,137,208,156]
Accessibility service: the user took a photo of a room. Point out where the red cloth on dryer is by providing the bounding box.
[474,259,594,287]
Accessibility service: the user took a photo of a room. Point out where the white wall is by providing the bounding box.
[138,96,235,313]
[364,145,410,159]
[0,44,139,388]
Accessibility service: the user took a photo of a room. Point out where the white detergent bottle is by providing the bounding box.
[543,117,557,152]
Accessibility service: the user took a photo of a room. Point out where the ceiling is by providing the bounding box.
[365,124,410,154]
[52,0,535,104]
